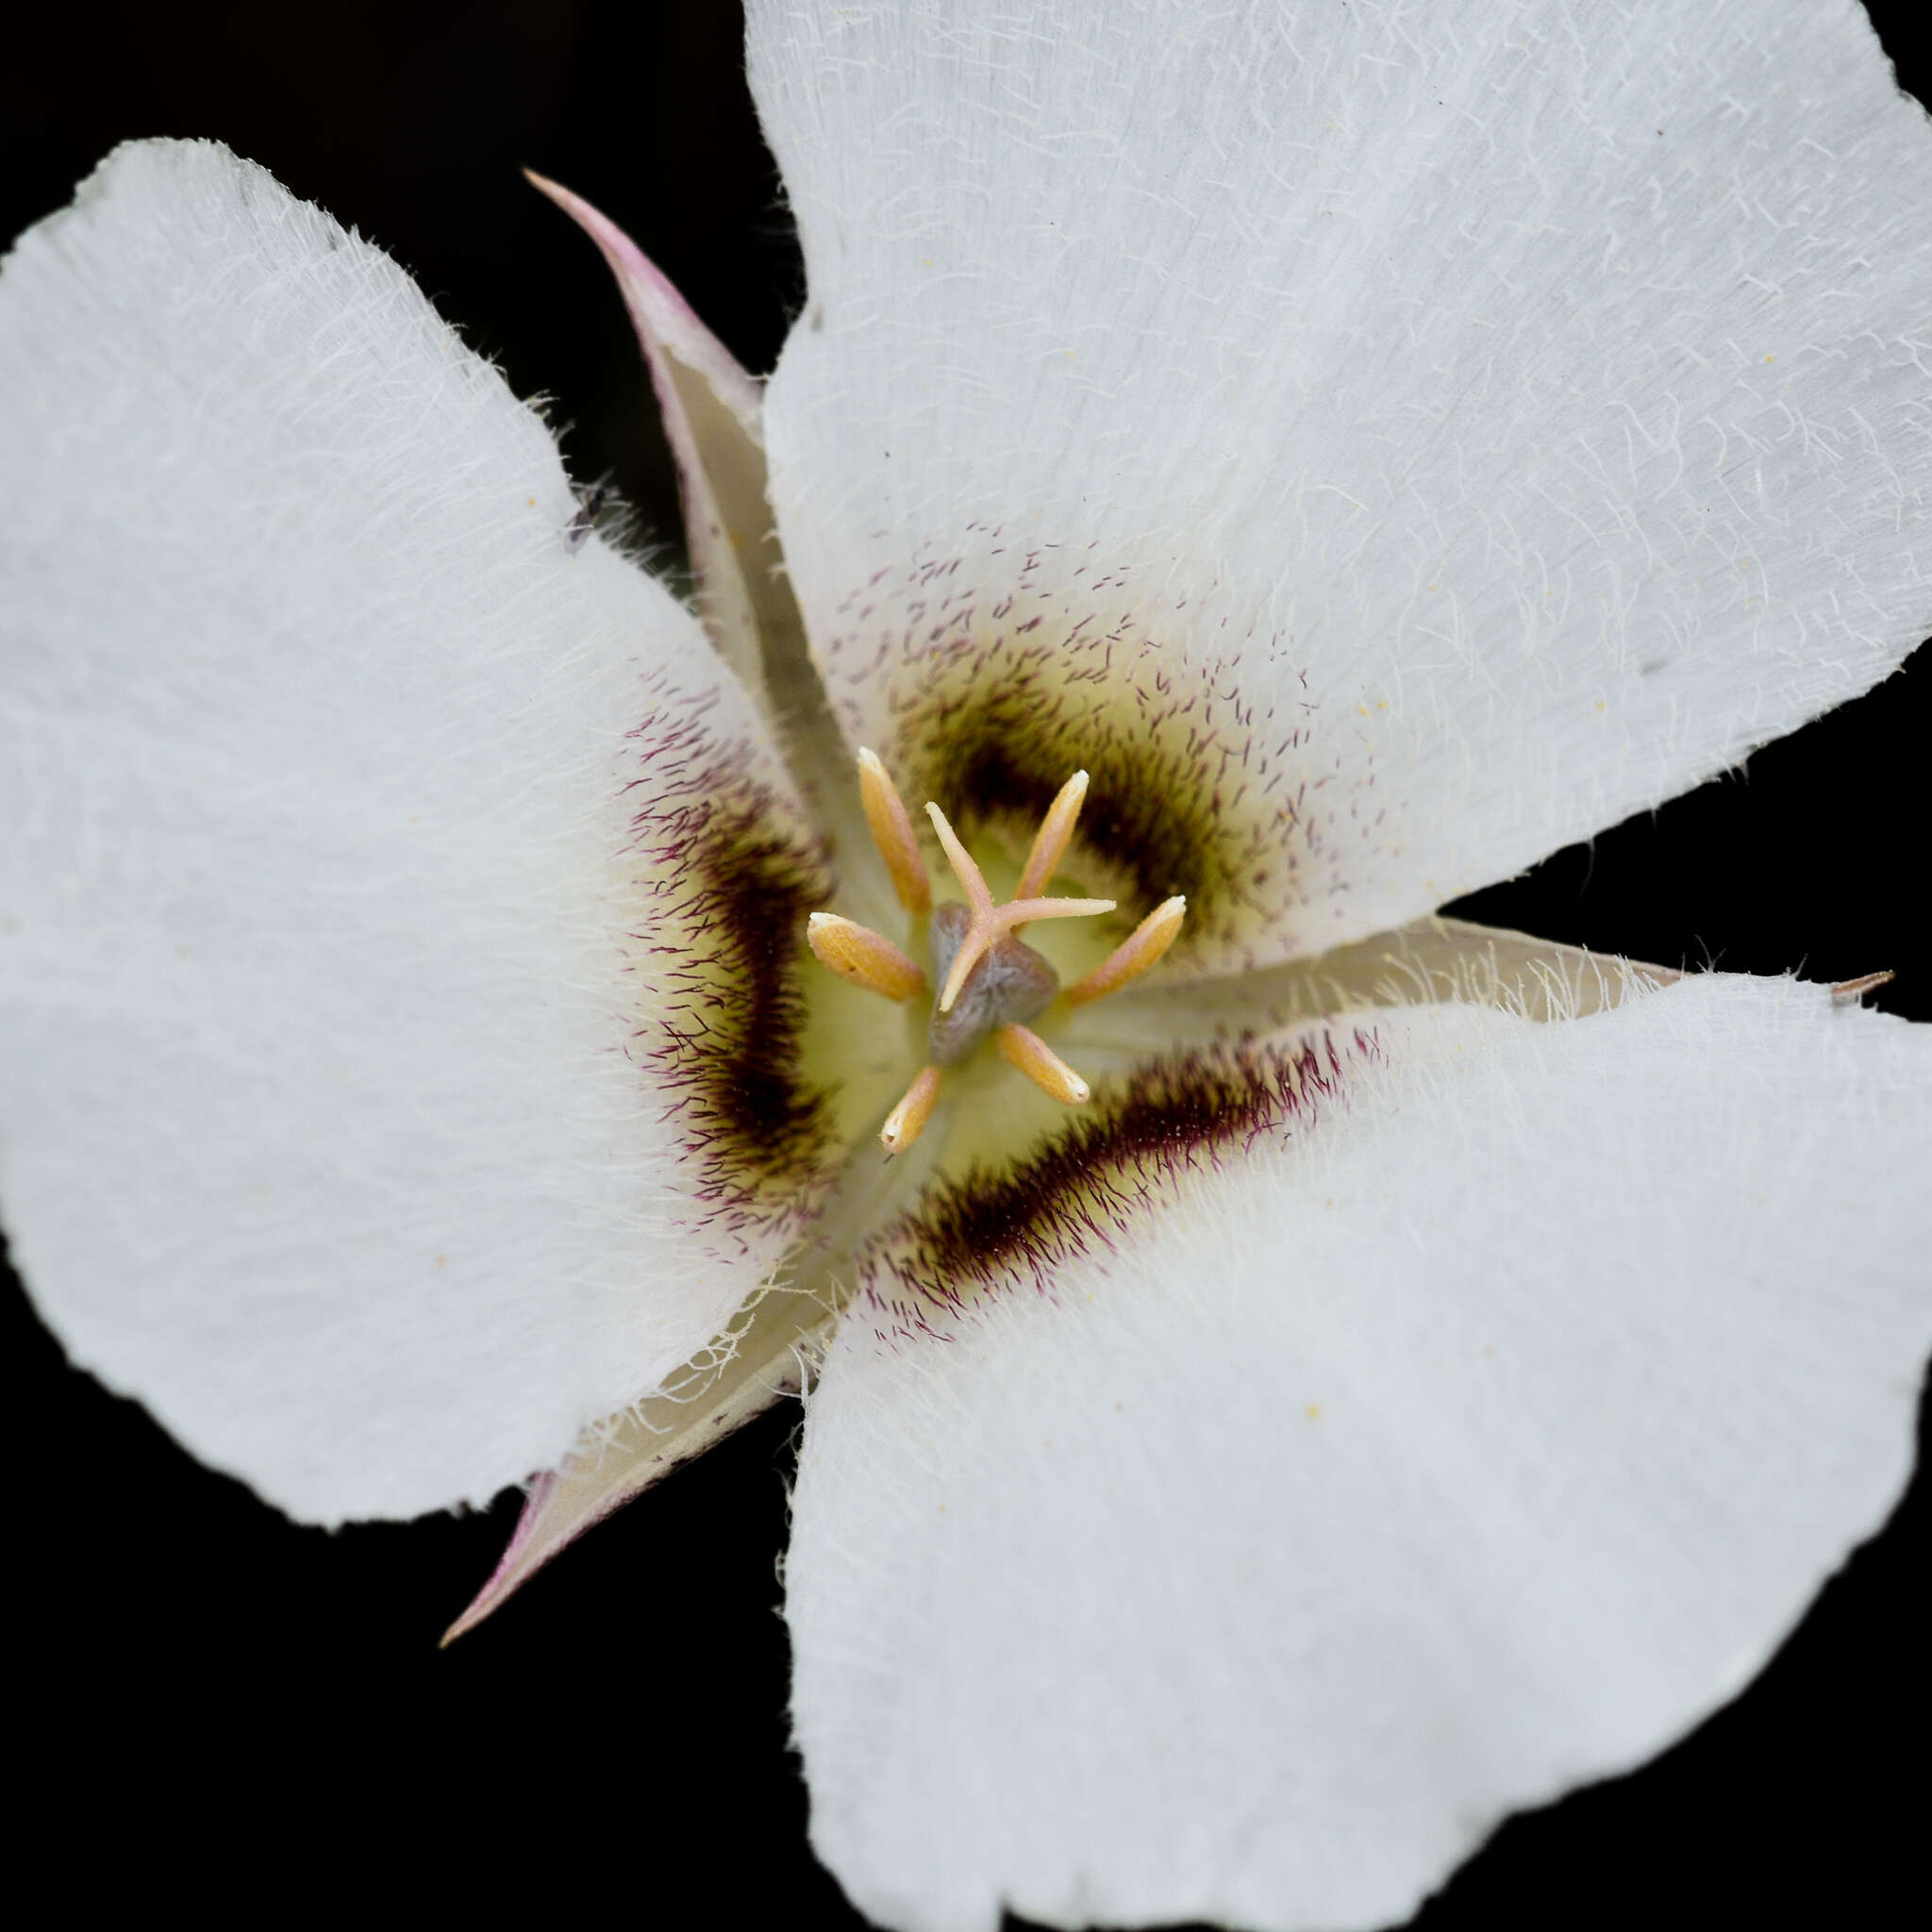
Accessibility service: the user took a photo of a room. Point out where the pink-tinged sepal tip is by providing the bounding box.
[521,169,762,430]
[442,1469,588,1645]
[524,168,773,700]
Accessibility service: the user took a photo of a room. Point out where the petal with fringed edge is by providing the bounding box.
[0,141,832,1524]
[751,0,1932,975]
[789,974,1932,1932]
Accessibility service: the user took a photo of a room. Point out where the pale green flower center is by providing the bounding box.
[801,750,1187,1157]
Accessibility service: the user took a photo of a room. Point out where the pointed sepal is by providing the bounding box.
[442,1285,840,1641]
[525,171,777,706]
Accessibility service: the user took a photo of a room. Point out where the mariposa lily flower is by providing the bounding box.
[5,2,1932,1928]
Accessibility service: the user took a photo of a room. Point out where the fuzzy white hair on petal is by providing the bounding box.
[0,140,824,1523]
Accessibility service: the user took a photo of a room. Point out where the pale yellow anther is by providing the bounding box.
[857,748,931,916]
[997,1024,1091,1105]
[880,1064,943,1155]
[924,801,1115,1014]
[808,912,927,1003]
[1013,770,1089,903]
[1064,896,1188,1007]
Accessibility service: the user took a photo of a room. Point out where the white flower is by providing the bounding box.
[4,5,1931,1931]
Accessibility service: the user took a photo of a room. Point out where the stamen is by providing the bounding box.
[804,767,1134,1129]
[925,801,1114,1013]
[880,1065,942,1154]
[808,912,927,1002]
[857,748,931,915]
[1064,896,1188,1006]
[997,1024,1091,1105]
[1013,769,1089,902]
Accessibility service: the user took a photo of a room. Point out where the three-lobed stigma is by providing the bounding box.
[806,751,1188,1155]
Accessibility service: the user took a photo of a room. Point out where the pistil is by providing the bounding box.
[923,801,1114,1013]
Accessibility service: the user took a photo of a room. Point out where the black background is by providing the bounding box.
[3,4,1927,1926]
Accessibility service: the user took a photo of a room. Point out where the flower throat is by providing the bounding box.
[807,751,1187,1155]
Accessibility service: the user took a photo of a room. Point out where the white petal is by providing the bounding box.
[788,975,1932,1932]
[0,142,834,1524]
[751,0,1932,965]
